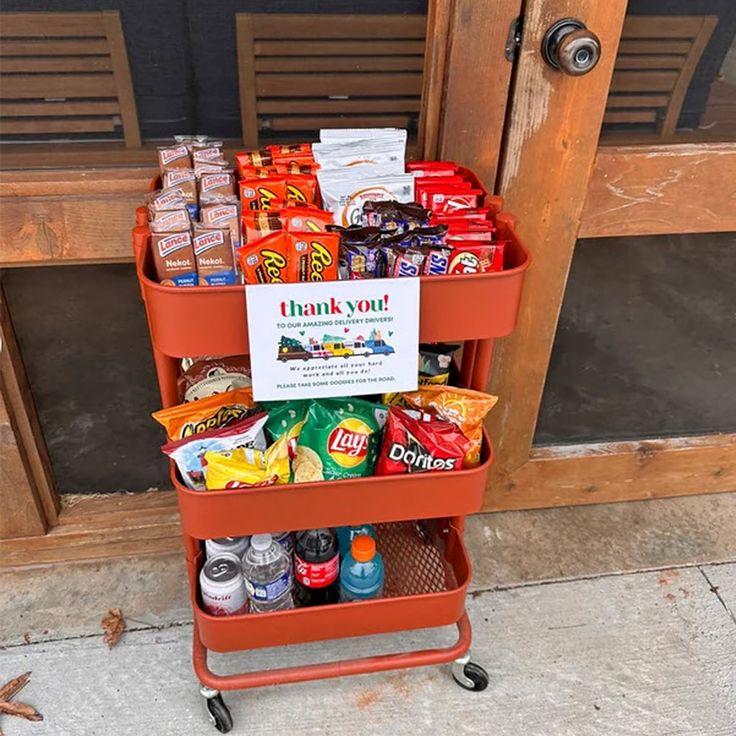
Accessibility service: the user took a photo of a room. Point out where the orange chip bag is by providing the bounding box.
[152,388,256,441]
[280,207,333,233]
[239,176,287,210]
[286,174,317,205]
[287,231,339,282]
[238,231,289,284]
[402,385,498,467]
[241,210,283,243]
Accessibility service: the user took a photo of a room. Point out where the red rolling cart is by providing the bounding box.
[133,187,529,732]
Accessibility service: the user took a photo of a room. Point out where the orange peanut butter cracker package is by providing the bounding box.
[402,385,498,467]
[152,388,256,441]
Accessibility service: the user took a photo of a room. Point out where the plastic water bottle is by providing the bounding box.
[340,535,384,602]
[242,534,294,613]
[337,524,376,559]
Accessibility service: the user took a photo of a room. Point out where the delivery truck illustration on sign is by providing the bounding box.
[277,329,394,362]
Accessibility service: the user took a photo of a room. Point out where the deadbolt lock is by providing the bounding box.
[542,19,601,76]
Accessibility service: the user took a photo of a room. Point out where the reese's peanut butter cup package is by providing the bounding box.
[237,231,289,284]
[292,398,387,482]
[239,176,287,211]
[287,231,339,283]
[285,174,317,205]
[152,388,256,441]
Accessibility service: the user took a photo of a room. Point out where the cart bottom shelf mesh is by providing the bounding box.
[377,521,457,598]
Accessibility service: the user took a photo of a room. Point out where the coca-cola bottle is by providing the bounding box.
[293,528,340,607]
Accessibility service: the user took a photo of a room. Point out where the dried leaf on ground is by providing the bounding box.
[0,700,43,721]
[0,672,30,701]
[0,671,43,726]
[101,607,125,649]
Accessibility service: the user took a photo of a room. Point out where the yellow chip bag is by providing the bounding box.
[203,434,290,489]
[152,388,255,440]
[402,385,498,467]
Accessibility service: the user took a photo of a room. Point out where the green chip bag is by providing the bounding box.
[293,397,387,482]
[262,399,311,459]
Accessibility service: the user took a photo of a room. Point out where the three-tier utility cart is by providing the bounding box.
[133,183,529,733]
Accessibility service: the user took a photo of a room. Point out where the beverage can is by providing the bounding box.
[205,536,250,560]
[199,552,248,616]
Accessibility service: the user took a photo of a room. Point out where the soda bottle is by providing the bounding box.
[242,533,294,613]
[293,528,340,607]
[340,535,384,602]
[336,524,375,559]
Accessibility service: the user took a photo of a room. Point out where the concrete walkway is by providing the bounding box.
[1,497,735,735]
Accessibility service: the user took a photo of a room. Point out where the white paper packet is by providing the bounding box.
[319,173,414,227]
[312,138,405,173]
[319,128,407,145]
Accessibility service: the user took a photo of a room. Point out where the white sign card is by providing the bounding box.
[246,278,420,401]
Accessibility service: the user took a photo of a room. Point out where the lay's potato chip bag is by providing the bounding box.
[293,398,387,482]
[152,388,256,441]
[262,399,311,459]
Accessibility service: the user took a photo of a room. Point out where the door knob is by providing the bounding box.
[542,19,601,76]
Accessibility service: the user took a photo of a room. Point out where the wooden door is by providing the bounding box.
[436,0,736,511]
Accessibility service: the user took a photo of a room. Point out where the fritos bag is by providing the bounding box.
[402,385,497,467]
[152,388,256,441]
[203,433,290,489]
[293,398,387,482]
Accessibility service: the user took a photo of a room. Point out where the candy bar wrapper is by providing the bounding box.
[340,244,383,280]
[193,225,237,286]
[158,144,191,172]
[285,174,317,205]
[279,207,333,233]
[447,241,506,274]
[241,210,283,243]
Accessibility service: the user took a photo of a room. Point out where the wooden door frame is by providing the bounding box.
[435,0,736,512]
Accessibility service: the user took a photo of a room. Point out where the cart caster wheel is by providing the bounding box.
[201,687,233,733]
[451,654,489,692]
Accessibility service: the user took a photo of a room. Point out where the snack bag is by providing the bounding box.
[239,177,287,210]
[152,388,256,440]
[319,128,407,144]
[193,225,237,286]
[402,385,498,467]
[236,149,273,170]
[163,413,268,490]
[419,344,460,385]
[287,231,339,282]
[376,407,469,475]
[268,143,313,160]
[158,144,191,171]
[203,433,290,490]
[262,399,311,459]
[293,398,387,482]
[238,231,289,284]
[177,355,251,402]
